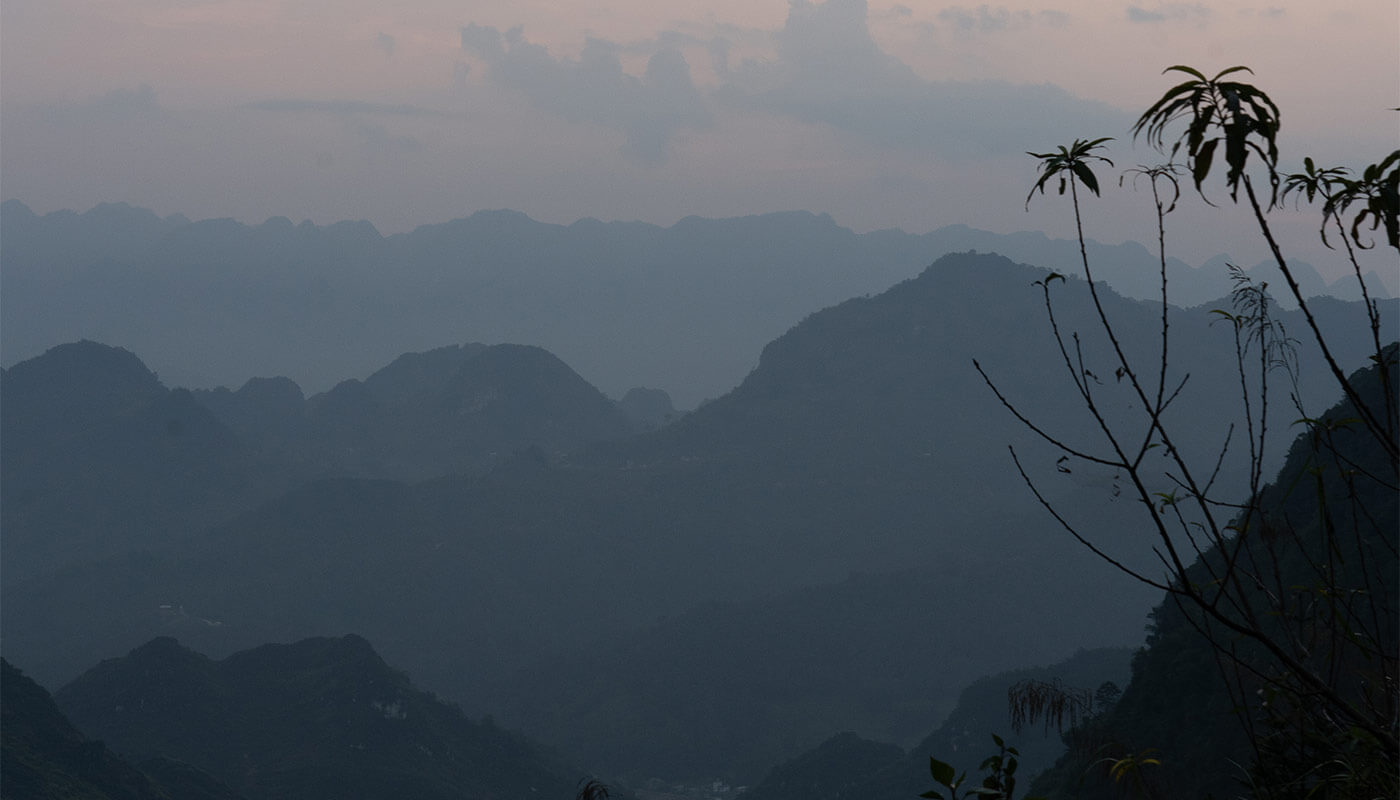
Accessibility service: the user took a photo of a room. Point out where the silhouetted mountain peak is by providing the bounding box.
[0,197,37,222]
[236,374,305,405]
[53,636,583,800]
[361,342,488,407]
[120,636,214,676]
[6,339,162,395]
[1,341,165,451]
[223,634,392,679]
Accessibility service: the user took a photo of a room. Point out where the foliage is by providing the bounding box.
[979,63,1399,799]
[578,778,612,800]
[1007,679,1092,736]
[922,735,1044,800]
[1131,65,1280,203]
[1025,139,1115,209]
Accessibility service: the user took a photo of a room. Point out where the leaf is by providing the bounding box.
[1214,65,1254,79]
[1073,162,1101,196]
[1191,137,1219,192]
[929,757,956,787]
[1163,64,1207,81]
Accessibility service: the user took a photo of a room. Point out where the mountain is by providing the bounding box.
[53,635,586,800]
[1030,350,1399,798]
[1,657,239,800]
[0,341,294,582]
[4,254,1393,785]
[497,571,1133,784]
[194,342,633,481]
[2,338,640,580]
[742,647,1132,800]
[7,200,1389,408]
[617,387,679,431]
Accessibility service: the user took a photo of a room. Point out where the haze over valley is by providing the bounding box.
[3,0,1398,797]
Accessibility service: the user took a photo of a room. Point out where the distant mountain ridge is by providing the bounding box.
[5,199,1388,407]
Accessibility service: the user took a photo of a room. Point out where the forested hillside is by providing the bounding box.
[1029,352,1398,798]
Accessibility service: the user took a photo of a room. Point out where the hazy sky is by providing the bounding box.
[3,0,1397,274]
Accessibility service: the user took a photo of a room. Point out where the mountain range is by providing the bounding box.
[5,200,1391,409]
[3,246,1395,785]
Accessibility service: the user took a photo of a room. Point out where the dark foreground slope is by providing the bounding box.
[54,635,584,800]
[1030,350,1400,798]
[1,658,240,800]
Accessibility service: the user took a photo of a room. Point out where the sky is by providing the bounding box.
[3,0,1398,279]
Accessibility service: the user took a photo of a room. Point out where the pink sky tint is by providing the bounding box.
[2,0,1396,285]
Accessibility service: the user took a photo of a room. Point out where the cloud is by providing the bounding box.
[91,83,162,114]
[460,23,710,165]
[376,32,395,56]
[937,5,1071,32]
[1126,6,1165,22]
[718,0,1125,157]
[1126,4,1211,23]
[458,0,1125,163]
[34,84,164,126]
[351,122,419,157]
[247,99,448,118]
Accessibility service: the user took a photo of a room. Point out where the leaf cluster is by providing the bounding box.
[1132,65,1280,203]
[1025,138,1114,209]
[1283,152,1400,251]
[923,735,1045,800]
